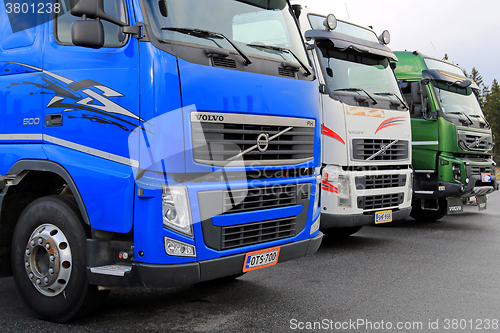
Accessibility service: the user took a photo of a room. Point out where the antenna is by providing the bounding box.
[345,3,350,20]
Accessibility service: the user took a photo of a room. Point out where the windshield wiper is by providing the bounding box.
[246,44,312,76]
[334,88,378,105]
[447,111,474,125]
[374,92,408,110]
[469,114,490,128]
[162,27,252,66]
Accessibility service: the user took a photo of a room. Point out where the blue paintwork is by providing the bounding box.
[212,205,303,227]
[0,1,321,270]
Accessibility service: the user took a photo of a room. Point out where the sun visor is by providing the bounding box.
[304,29,398,62]
[422,69,480,90]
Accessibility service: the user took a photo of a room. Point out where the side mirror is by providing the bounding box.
[71,20,104,49]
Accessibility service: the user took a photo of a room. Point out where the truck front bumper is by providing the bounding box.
[413,175,498,200]
[320,207,411,228]
[87,232,323,288]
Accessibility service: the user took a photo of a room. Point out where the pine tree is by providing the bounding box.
[484,79,500,156]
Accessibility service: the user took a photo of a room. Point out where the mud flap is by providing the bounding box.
[447,197,463,215]
[477,195,487,211]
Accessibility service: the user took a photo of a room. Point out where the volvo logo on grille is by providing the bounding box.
[257,133,270,152]
[379,144,388,154]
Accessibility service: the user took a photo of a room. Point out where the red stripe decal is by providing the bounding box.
[321,180,338,193]
[321,124,345,144]
[375,117,405,134]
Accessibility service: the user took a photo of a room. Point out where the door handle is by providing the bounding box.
[45,114,62,127]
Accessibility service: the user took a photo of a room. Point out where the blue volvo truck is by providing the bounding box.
[0,0,322,321]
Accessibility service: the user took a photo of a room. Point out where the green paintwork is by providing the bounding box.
[394,51,495,199]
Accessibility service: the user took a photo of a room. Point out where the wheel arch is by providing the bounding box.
[0,160,89,277]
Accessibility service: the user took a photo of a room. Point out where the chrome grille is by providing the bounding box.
[458,131,492,152]
[352,139,409,161]
[221,216,296,250]
[191,113,315,166]
[357,193,404,210]
[355,174,406,190]
[223,184,298,214]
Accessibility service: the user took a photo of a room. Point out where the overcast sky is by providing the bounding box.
[292,0,500,87]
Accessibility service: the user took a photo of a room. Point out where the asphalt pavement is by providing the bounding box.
[1,191,500,332]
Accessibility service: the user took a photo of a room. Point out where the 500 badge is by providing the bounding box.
[23,118,40,125]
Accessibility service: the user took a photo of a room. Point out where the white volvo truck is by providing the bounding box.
[294,7,412,235]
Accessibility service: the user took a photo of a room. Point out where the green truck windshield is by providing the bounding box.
[434,82,484,117]
[424,58,465,77]
[143,0,308,64]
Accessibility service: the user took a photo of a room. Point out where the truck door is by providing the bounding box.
[0,9,45,174]
[41,1,140,232]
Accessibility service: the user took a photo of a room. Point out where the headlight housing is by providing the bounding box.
[452,163,461,181]
[407,172,413,202]
[337,175,351,207]
[313,174,321,217]
[162,184,193,237]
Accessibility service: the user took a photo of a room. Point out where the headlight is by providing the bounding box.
[452,163,461,181]
[162,184,193,237]
[313,174,321,217]
[407,172,413,202]
[337,175,351,207]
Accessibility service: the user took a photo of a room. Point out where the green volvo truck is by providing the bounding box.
[394,51,498,220]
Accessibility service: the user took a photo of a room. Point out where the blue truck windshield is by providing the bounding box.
[143,0,308,64]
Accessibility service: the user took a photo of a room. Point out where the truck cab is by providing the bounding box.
[394,51,498,220]
[295,9,412,235]
[0,0,322,321]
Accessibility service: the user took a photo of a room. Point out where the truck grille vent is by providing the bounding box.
[357,193,404,210]
[223,184,298,214]
[278,67,296,78]
[221,216,296,250]
[192,116,315,166]
[352,139,409,161]
[470,166,494,175]
[356,174,406,190]
[212,57,237,69]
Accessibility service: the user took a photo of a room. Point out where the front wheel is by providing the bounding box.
[11,195,108,322]
[410,199,447,221]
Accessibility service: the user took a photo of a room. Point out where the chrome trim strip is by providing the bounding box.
[43,135,138,168]
[412,141,439,146]
[195,157,313,167]
[414,190,434,194]
[0,134,43,141]
[191,112,315,128]
[414,170,435,173]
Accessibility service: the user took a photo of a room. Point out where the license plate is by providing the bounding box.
[481,173,492,182]
[375,210,392,224]
[243,247,280,272]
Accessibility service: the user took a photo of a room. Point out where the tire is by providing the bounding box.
[328,226,363,238]
[11,195,108,322]
[410,199,447,221]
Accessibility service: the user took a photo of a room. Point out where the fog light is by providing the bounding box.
[164,237,196,257]
[452,163,461,181]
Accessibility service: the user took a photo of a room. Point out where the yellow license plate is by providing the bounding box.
[375,210,392,224]
[243,247,280,272]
